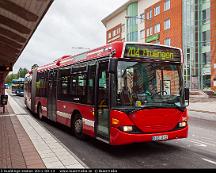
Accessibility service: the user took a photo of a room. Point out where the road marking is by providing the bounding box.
[190,139,216,147]
[198,136,216,146]
[190,140,207,147]
[202,158,216,165]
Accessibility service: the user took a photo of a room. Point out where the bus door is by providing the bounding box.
[47,70,57,122]
[95,61,110,142]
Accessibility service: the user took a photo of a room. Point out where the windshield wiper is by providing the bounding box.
[135,102,186,113]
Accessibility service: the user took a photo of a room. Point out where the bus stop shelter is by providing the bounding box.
[0,0,53,111]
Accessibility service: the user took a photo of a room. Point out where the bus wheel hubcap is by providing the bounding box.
[75,119,82,133]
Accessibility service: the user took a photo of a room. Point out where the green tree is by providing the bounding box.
[17,68,28,78]
[5,68,29,84]
[5,73,17,84]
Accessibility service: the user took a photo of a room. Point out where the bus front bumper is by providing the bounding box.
[110,126,188,145]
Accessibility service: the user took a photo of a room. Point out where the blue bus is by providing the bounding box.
[12,78,25,96]
[4,83,9,89]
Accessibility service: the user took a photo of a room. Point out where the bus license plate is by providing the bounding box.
[152,135,168,141]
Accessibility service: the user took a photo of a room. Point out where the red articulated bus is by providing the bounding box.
[24,42,189,145]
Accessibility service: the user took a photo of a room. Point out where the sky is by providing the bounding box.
[13,0,127,73]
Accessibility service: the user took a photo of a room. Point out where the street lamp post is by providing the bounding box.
[71,47,90,50]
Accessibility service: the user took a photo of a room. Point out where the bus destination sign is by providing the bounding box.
[124,44,181,62]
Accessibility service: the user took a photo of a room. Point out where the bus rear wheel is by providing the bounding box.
[37,105,43,120]
[73,114,84,139]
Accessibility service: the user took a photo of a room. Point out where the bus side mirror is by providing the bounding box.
[108,59,117,74]
[185,88,189,105]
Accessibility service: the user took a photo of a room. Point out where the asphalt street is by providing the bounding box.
[11,94,216,168]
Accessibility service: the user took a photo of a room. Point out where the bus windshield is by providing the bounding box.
[114,60,184,110]
[12,79,25,95]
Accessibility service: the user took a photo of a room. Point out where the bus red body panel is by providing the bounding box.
[110,41,124,58]
[110,126,188,145]
[56,101,95,137]
[128,109,186,133]
[109,109,188,145]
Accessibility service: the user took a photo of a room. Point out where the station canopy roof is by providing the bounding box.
[0,0,53,78]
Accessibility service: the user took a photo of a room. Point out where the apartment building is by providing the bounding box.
[102,0,216,91]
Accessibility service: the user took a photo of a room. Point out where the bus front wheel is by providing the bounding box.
[73,114,84,139]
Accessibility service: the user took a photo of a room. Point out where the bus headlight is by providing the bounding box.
[119,126,141,133]
[178,121,187,128]
[122,126,133,132]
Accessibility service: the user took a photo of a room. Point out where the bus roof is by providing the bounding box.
[36,41,182,72]
[37,42,123,72]
[12,78,25,83]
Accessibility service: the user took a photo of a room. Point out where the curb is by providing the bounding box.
[189,109,216,115]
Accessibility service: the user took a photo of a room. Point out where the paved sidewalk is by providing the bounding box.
[188,99,216,121]
[189,100,216,114]
[1,92,87,169]
[0,104,45,168]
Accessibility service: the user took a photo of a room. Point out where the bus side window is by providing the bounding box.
[71,73,87,104]
[58,67,71,101]
[98,62,109,107]
[44,71,48,97]
[87,64,96,105]
[36,72,48,98]
[70,64,88,104]
[36,72,42,97]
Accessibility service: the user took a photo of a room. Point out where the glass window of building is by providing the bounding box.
[202,8,210,24]
[113,30,116,37]
[150,27,153,35]
[108,32,112,39]
[154,6,160,16]
[126,2,138,42]
[164,19,171,30]
[164,38,171,46]
[146,28,150,37]
[164,0,170,11]
[202,53,207,65]
[135,15,139,25]
[202,30,210,46]
[202,52,211,65]
[154,23,160,33]
[149,9,152,19]
[202,0,210,3]
[146,12,149,20]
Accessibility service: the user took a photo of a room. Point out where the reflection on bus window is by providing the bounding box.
[115,61,181,108]
[98,62,109,107]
